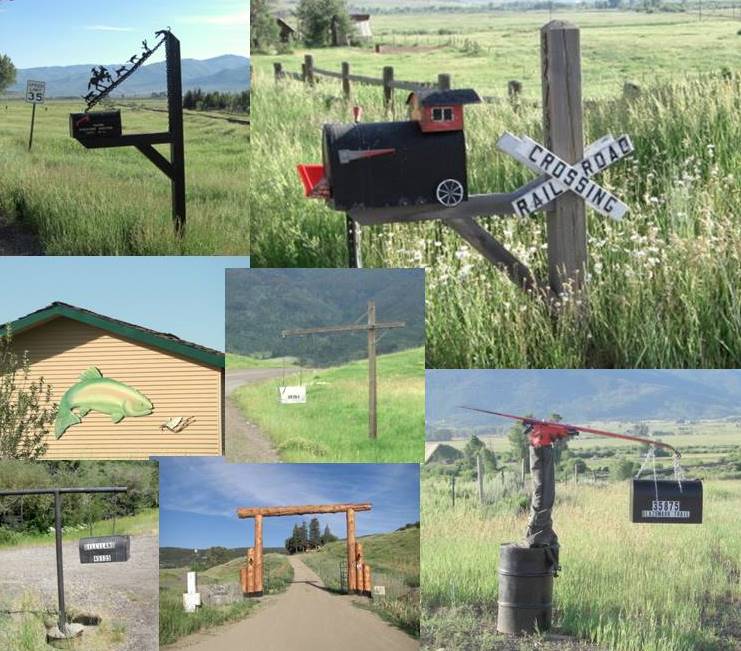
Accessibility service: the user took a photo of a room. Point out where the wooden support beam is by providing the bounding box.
[368,302,377,440]
[347,508,356,593]
[383,66,394,110]
[281,321,404,337]
[237,503,372,518]
[254,514,263,593]
[541,21,586,295]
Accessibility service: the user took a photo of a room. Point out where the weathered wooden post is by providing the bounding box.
[368,301,377,440]
[273,62,283,81]
[574,463,578,485]
[254,514,264,594]
[521,456,527,488]
[304,54,315,86]
[341,62,351,98]
[541,21,586,296]
[363,565,372,596]
[438,73,451,90]
[477,453,484,503]
[383,66,394,110]
[451,475,456,507]
[355,542,364,593]
[346,508,356,592]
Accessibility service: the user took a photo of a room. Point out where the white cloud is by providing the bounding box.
[180,10,249,27]
[84,25,134,32]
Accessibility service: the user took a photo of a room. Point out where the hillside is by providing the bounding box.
[226,268,425,367]
[231,347,425,462]
[9,55,250,97]
[160,546,286,569]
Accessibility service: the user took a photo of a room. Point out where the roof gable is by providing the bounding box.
[406,88,482,107]
[1,302,224,369]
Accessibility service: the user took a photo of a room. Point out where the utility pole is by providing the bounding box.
[282,300,405,439]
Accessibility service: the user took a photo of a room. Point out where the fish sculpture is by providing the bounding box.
[55,367,154,438]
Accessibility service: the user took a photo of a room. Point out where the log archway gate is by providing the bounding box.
[236,503,373,597]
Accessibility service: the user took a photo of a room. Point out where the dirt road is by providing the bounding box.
[0,533,158,651]
[225,368,286,463]
[171,556,418,651]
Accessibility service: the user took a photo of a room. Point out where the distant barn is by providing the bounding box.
[276,17,298,43]
[425,443,464,465]
[350,14,372,40]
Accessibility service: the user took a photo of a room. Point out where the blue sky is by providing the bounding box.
[0,257,249,351]
[159,459,420,548]
[0,0,249,68]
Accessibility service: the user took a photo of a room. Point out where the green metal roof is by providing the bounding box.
[1,302,224,369]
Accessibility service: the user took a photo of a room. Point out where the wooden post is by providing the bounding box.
[363,564,372,596]
[273,62,283,81]
[521,456,527,488]
[382,66,394,110]
[355,542,364,593]
[346,215,362,268]
[368,301,377,440]
[254,514,263,594]
[304,54,315,86]
[28,103,37,151]
[438,73,451,90]
[477,453,484,504]
[451,475,456,507]
[246,548,255,594]
[346,508,356,593]
[541,21,586,296]
[341,61,351,99]
[574,464,578,485]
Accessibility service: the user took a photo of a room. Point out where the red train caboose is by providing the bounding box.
[298,88,482,210]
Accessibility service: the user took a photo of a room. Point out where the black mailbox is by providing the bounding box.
[69,111,122,139]
[630,479,703,524]
[79,535,131,563]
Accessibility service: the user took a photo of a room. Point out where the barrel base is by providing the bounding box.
[497,543,555,635]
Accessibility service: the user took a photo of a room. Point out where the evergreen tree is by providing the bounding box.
[508,418,531,469]
[309,517,321,549]
[320,524,338,545]
[295,0,353,47]
[0,55,16,95]
[251,0,280,51]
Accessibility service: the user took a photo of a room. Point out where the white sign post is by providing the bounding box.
[183,571,201,613]
[279,386,307,404]
[25,80,46,151]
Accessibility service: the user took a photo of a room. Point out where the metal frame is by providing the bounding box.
[0,487,127,633]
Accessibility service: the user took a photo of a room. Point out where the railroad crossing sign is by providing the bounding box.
[497,132,634,220]
[25,80,45,104]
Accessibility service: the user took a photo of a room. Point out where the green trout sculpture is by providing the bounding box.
[55,367,154,438]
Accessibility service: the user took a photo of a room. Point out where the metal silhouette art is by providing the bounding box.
[70,28,186,234]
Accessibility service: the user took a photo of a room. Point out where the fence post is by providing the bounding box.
[477,454,484,504]
[304,54,315,86]
[521,456,527,488]
[574,464,578,485]
[438,73,451,90]
[541,21,586,297]
[451,475,456,507]
[273,62,283,81]
[382,66,394,110]
[341,61,351,99]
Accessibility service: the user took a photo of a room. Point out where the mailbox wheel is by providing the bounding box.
[436,179,464,207]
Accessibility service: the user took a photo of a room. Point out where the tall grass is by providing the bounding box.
[249,66,740,368]
[230,347,425,462]
[421,475,741,651]
[0,100,249,254]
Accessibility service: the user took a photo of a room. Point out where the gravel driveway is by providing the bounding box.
[0,533,158,651]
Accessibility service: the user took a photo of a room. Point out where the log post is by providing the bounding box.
[273,62,283,81]
[346,508,356,592]
[355,542,364,594]
[438,73,451,90]
[382,66,394,110]
[341,61,351,99]
[363,564,372,596]
[254,514,264,594]
[477,453,484,503]
[304,54,315,86]
[541,21,586,296]
[368,301,377,440]
[246,548,256,594]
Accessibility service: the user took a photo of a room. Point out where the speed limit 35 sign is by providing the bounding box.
[26,80,46,104]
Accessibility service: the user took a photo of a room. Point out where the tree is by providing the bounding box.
[251,0,280,51]
[548,412,569,465]
[320,524,337,545]
[615,459,636,480]
[462,434,497,471]
[508,419,530,468]
[0,54,16,95]
[0,332,57,460]
[295,0,353,47]
[308,517,321,549]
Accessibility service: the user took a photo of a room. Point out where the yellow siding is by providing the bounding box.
[13,317,223,460]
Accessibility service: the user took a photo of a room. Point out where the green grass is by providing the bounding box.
[0,508,158,548]
[0,99,249,254]
[421,476,741,651]
[226,353,299,369]
[300,527,421,637]
[231,347,425,462]
[159,553,293,646]
[255,10,740,99]
[250,12,740,369]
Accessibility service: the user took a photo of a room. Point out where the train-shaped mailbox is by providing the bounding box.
[298,88,482,209]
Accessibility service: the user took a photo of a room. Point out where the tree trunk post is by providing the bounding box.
[304,54,314,86]
[341,61,351,98]
[541,21,586,297]
[383,66,394,111]
[254,514,264,593]
[273,62,283,81]
[438,73,451,90]
[367,301,377,439]
[346,508,356,592]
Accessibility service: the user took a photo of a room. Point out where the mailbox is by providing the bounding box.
[299,88,482,210]
[630,479,703,524]
[69,111,122,139]
[79,535,131,563]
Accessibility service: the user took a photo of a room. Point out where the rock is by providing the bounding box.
[46,622,85,647]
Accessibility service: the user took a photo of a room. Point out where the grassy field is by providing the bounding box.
[257,10,740,99]
[250,11,740,369]
[226,353,299,369]
[421,475,741,651]
[0,99,249,254]
[0,508,158,548]
[159,553,293,646]
[300,527,421,637]
[230,347,425,462]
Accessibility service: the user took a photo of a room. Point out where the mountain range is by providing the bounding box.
[426,370,741,435]
[9,55,250,98]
